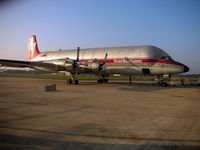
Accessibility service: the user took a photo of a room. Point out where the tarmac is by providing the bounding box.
[0,77,200,150]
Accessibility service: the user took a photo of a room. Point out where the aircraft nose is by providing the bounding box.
[184,65,190,73]
[174,61,190,73]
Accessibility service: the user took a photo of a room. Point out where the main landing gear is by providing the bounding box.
[129,75,133,85]
[67,79,79,84]
[67,74,79,85]
[97,75,108,83]
[97,78,108,83]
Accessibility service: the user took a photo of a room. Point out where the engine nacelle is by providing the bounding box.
[45,59,100,72]
[85,62,99,70]
[64,62,73,70]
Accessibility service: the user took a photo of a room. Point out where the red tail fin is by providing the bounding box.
[26,35,40,61]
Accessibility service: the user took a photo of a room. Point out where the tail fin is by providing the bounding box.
[26,35,40,61]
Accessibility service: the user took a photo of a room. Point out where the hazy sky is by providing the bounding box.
[0,0,199,73]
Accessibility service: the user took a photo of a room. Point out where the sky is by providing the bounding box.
[0,0,199,74]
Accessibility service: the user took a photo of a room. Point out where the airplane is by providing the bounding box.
[0,35,189,86]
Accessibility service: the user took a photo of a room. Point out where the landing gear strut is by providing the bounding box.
[129,75,132,85]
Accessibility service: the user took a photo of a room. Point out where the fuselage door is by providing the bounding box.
[142,68,151,74]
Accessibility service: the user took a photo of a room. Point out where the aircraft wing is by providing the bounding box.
[0,59,61,72]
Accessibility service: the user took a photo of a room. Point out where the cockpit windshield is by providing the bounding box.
[161,56,173,61]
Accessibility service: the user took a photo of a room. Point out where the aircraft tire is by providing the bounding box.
[161,82,167,87]
[74,80,79,84]
[67,79,72,84]
[97,79,103,83]
[103,79,108,83]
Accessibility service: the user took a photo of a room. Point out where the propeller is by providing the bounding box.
[99,53,108,71]
[65,47,81,69]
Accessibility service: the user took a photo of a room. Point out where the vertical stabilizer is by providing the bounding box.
[26,35,40,61]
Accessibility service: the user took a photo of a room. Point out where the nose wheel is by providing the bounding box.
[155,75,170,87]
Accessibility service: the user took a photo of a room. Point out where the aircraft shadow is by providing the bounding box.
[78,81,199,92]
[0,132,200,150]
[79,80,169,92]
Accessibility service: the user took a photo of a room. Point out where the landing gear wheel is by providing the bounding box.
[67,79,72,84]
[97,79,103,83]
[97,79,108,83]
[103,79,108,83]
[161,82,167,87]
[74,80,79,85]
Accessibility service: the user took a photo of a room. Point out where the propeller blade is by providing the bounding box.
[77,47,80,62]
[99,53,108,71]
[103,53,108,65]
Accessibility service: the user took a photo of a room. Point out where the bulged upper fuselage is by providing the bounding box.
[32,45,189,75]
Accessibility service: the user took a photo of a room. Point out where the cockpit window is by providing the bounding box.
[161,56,165,60]
[161,56,173,61]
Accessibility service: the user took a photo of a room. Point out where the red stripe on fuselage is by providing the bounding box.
[79,59,183,66]
[34,59,183,66]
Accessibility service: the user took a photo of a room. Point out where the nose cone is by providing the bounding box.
[184,65,190,73]
[174,61,190,73]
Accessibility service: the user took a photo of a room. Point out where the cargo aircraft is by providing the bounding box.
[0,35,189,86]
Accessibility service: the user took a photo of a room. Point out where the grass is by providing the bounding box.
[0,74,198,82]
[0,74,155,81]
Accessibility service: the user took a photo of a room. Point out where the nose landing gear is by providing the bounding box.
[156,74,171,87]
